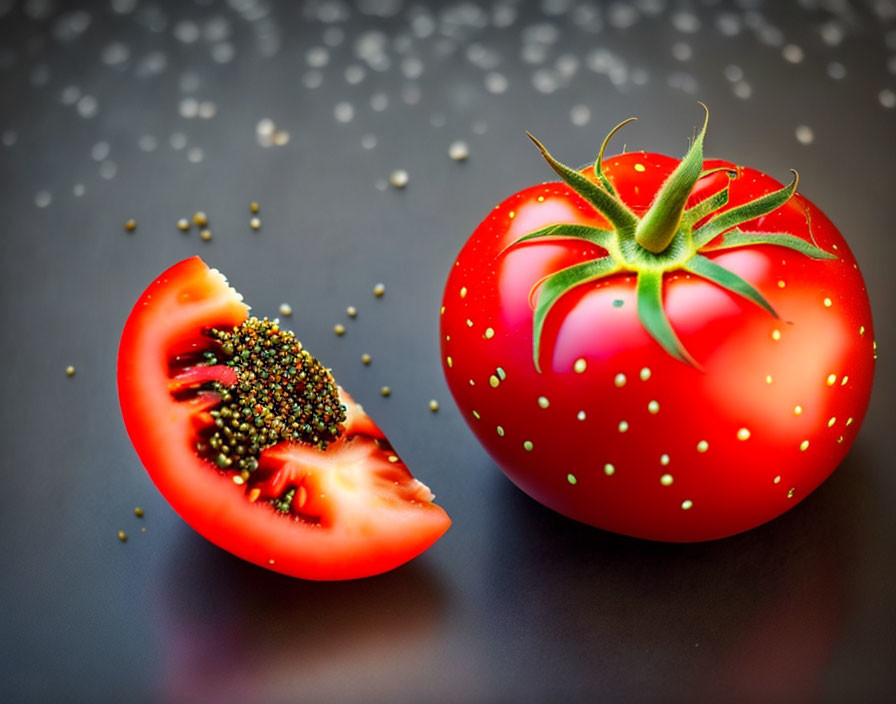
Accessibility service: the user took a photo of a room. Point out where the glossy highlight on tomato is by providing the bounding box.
[441,111,874,542]
[119,256,450,580]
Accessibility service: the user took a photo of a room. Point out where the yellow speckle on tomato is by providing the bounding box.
[826,374,837,386]
[681,500,693,510]
[634,163,646,172]
[574,358,587,374]
[604,463,615,476]
[799,440,810,451]
[660,473,673,486]
[737,428,751,441]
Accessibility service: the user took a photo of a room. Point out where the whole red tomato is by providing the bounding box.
[440,109,875,541]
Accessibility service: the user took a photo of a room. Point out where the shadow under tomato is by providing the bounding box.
[478,450,867,703]
[153,535,450,704]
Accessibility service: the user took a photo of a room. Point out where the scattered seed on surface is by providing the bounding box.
[250,217,261,230]
[429,399,439,412]
[373,283,386,297]
[193,211,208,227]
[250,201,260,213]
[134,507,144,518]
[117,530,128,542]
[200,229,212,242]
[361,353,372,365]
[65,365,75,377]
[333,323,346,336]
[177,218,190,231]
[389,169,409,188]
[448,140,469,161]
[380,386,391,397]
[346,305,357,318]
[124,219,137,232]
[278,303,292,317]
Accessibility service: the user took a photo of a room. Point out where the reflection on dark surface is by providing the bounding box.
[483,450,862,703]
[155,536,449,704]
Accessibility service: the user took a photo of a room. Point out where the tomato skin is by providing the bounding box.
[441,152,875,541]
[120,257,450,580]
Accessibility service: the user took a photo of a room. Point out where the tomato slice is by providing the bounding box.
[118,256,450,580]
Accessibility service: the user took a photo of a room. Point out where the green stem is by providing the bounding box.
[634,104,709,253]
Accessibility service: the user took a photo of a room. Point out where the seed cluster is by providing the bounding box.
[198,317,346,474]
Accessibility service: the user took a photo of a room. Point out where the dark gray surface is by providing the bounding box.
[1,1,895,702]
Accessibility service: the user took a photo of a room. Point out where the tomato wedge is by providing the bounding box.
[118,256,450,580]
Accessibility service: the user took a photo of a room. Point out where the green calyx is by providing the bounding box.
[510,105,837,372]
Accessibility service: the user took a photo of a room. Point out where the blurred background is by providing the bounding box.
[1,0,894,702]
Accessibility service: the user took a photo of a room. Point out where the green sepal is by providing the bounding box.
[635,104,709,253]
[502,223,614,255]
[684,254,777,316]
[527,133,638,234]
[636,270,697,366]
[683,168,738,227]
[694,170,799,248]
[593,117,637,197]
[706,229,837,260]
[684,182,731,228]
[531,257,621,372]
